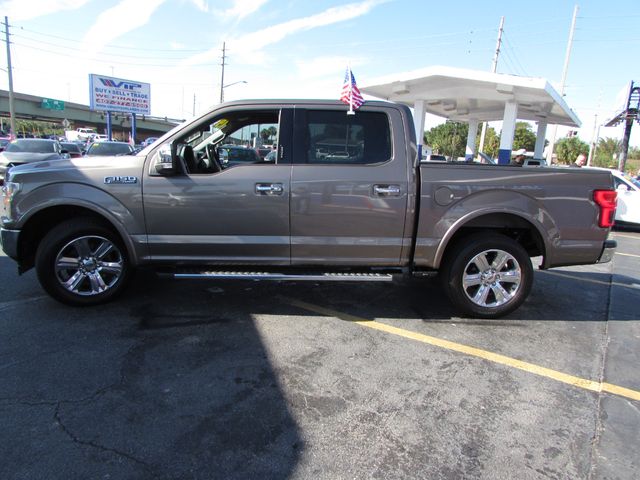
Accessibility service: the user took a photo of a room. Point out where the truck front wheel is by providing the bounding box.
[35,218,132,306]
[441,233,533,318]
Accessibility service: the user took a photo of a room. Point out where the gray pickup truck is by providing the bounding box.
[0,100,618,318]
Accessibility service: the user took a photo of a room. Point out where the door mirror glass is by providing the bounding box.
[153,143,175,175]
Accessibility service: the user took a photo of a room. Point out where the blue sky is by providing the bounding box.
[1,0,639,145]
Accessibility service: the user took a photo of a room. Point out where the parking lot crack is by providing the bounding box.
[54,402,154,472]
[587,270,614,480]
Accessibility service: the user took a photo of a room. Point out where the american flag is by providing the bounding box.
[340,67,364,111]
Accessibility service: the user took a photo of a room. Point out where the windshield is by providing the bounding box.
[6,140,56,153]
[61,143,82,153]
[87,142,133,156]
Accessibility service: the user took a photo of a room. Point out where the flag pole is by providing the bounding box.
[347,67,355,115]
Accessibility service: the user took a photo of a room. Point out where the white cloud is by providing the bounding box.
[220,0,268,20]
[0,0,90,21]
[296,56,366,80]
[182,0,385,67]
[189,0,208,13]
[82,0,167,55]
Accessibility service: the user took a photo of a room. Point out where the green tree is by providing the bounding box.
[512,121,536,152]
[594,137,621,168]
[555,137,589,164]
[478,125,500,158]
[424,121,468,159]
[628,146,640,159]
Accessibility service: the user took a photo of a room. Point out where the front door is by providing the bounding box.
[143,108,292,265]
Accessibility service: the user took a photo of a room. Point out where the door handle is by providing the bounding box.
[373,185,401,196]
[255,183,284,195]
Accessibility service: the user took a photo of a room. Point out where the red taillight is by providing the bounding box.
[593,190,617,228]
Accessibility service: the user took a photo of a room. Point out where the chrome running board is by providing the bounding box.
[172,271,394,282]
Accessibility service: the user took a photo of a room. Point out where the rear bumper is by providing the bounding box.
[597,239,617,264]
[0,227,19,260]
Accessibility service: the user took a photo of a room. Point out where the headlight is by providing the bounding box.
[2,181,20,213]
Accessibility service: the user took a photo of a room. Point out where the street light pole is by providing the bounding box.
[4,16,16,138]
[221,80,247,103]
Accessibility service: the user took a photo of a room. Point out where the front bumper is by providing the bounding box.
[597,239,617,264]
[0,227,20,260]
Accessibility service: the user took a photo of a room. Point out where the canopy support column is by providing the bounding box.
[414,100,426,159]
[465,119,479,161]
[534,121,547,160]
[498,101,518,164]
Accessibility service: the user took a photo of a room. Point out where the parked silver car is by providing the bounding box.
[0,138,67,182]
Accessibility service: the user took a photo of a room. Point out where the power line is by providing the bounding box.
[501,32,529,76]
[11,41,216,67]
[12,24,206,52]
[11,33,201,60]
[13,21,498,54]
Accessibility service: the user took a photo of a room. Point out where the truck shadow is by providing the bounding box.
[0,260,303,480]
[124,266,638,327]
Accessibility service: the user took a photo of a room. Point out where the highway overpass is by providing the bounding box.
[0,89,184,141]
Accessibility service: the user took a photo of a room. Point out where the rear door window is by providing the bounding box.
[296,110,392,165]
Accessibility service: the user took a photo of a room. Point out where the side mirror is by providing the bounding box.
[153,143,176,175]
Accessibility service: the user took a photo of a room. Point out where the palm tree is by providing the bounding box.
[593,137,621,168]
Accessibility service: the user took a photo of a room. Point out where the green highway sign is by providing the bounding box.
[41,98,65,111]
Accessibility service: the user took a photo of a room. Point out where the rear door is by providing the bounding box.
[290,106,410,266]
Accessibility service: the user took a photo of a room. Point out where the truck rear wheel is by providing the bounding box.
[441,233,533,318]
[35,218,131,306]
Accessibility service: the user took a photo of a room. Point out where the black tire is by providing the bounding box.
[35,218,132,306]
[440,233,533,318]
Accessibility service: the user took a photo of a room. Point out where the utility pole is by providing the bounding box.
[193,93,196,116]
[587,113,598,166]
[4,16,16,138]
[546,4,579,164]
[219,42,226,103]
[478,16,504,156]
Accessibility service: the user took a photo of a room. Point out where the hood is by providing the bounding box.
[5,154,144,184]
[0,151,63,166]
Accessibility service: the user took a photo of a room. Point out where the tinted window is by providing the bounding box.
[87,142,133,156]
[304,110,391,165]
[60,143,82,153]
[6,139,57,153]
[218,146,261,165]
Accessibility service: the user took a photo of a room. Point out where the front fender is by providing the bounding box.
[12,183,145,264]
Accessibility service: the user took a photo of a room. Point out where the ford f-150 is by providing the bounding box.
[0,100,618,318]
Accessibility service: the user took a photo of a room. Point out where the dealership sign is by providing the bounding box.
[89,74,150,115]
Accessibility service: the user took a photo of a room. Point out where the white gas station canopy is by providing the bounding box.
[361,66,580,127]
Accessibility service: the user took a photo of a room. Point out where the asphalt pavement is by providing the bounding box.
[0,231,638,479]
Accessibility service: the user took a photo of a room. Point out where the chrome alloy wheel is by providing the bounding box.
[54,235,124,296]
[461,248,522,308]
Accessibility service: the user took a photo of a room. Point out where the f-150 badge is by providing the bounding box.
[104,176,138,184]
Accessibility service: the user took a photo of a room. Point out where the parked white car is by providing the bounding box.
[612,170,640,226]
[588,167,640,226]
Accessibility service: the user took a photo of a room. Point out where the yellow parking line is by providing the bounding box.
[539,270,640,290]
[286,298,640,402]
